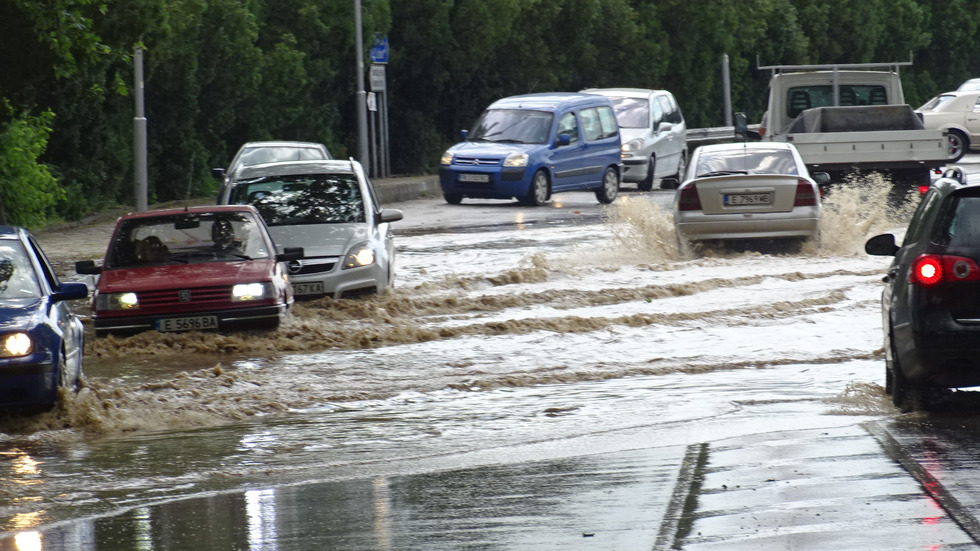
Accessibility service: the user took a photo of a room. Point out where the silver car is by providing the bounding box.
[582,88,687,191]
[218,159,403,299]
[212,141,332,185]
[674,142,829,249]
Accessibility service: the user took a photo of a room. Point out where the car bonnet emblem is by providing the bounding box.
[178,290,192,302]
[288,260,303,274]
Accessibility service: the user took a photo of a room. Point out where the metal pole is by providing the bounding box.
[722,54,732,127]
[382,90,390,177]
[134,48,148,212]
[354,0,370,170]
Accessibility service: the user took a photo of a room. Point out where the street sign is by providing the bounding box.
[369,64,386,92]
[369,35,388,64]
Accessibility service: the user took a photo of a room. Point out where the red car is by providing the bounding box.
[76,205,301,337]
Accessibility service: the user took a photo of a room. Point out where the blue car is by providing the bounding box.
[0,227,87,409]
[439,93,622,206]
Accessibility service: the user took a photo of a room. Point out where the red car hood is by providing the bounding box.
[98,261,276,293]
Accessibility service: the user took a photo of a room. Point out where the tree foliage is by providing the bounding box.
[0,102,63,228]
[0,0,973,223]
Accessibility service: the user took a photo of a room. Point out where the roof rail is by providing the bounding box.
[756,53,913,77]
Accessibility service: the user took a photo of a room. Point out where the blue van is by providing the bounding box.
[439,93,622,206]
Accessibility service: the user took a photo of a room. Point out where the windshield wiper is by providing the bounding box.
[698,170,749,177]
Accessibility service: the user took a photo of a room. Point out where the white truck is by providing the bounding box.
[754,61,947,186]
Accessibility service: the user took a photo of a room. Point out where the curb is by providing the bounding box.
[373,175,440,205]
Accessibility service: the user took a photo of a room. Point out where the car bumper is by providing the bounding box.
[0,358,57,407]
[621,157,649,183]
[676,210,820,241]
[895,322,980,388]
[94,304,286,335]
[439,167,531,199]
[289,264,387,300]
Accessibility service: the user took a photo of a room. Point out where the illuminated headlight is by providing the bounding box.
[343,243,375,269]
[0,333,32,357]
[96,291,139,311]
[621,139,644,157]
[232,282,272,301]
[503,153,528,167]
[441,151,454,165]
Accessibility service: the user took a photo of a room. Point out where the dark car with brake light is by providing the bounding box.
[866,166,980,411]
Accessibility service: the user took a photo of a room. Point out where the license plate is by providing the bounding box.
[293,281,326,296]
[725,192,773,206]
[458,173,489,183]
[156,315,219,332]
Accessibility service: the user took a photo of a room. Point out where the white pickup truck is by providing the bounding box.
[755,61,947,186]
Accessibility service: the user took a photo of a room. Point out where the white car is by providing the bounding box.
[582,88,687,190]
[219,159,403,299]
[674,142,829,249]
[915,90,980,162]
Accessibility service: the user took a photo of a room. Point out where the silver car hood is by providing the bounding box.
[620,128,652,143]
[268,224,368,258]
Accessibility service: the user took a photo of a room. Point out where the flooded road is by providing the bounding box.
[5,178,980,549]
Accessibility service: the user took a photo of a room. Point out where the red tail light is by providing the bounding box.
[678,184,702,211]
[793,180,817,206]
[911,254,980,287]
[918,185,930,196]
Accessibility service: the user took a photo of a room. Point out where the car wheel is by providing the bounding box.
[444,193,463,205]
[671,152,687,182]
[947,130,968,163]
[522,170,549,206]
[595,167,619,204]
[637,157,655,191]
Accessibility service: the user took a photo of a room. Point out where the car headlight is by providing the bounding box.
[503,153,528,167]
[343,243,376,269]
[232,282,273,301]
[0,333,32,357]
[96,291,139,311]
[441,151,454,165]
[621,139,644,156]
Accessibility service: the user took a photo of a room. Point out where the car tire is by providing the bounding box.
[595,167,619,204]
[671,152,687,183]
[947,129,968,163]
[444,193,463,205]
[638,158,655,191]
[522,170,549,206]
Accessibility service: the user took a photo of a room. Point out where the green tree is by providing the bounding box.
[0,103,64,228]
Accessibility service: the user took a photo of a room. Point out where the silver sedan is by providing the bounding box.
[674,142,828,250]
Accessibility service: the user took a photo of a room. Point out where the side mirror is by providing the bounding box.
[379,209,403,224]
[812,172,831,185]
[557,133,571,146]
[277,247,304,262]
[658,122,674,134]
[734,112,761,140]
[865,234,899,256]
[52,282,89,302]
[211,168,226,179]
[75,260,102,275]
[460,129,469,140]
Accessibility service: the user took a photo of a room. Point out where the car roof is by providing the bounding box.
[118,205,260,221]
[487,93,612,111]
[239,141,325,149]
[697,141,795,153]
[0,226,24,240]
[234,159,360,180]
[581,88,670,99]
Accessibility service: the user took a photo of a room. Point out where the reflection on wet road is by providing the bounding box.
[4,184,980,549]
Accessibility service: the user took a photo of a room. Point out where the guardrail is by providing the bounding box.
[685,125,760,146]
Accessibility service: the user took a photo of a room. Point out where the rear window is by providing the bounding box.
[786,85,888,118]
[695,148,799,177]
[936,192,980,248]
[230,174,365,226]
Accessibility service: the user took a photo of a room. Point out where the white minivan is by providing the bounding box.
[582,88,688,190]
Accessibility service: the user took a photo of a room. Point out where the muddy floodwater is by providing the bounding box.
[0,180,942,547]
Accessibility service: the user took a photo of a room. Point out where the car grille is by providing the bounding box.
[290,257,337,275]
[138,286,232,307]
[454,157,500,166]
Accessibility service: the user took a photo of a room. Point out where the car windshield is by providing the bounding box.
[229,173,365,227]
[0,241,41,299]
[695,148,799,177]
[468,109,554,144]
[918,94,957,111]
[237,146,327,168]
[105,212,272,268]
[608,97,649,128]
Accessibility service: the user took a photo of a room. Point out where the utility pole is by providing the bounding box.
[354,0,369,168]
[134,47,148,212]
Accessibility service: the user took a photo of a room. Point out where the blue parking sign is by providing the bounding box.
[370,35,389,64]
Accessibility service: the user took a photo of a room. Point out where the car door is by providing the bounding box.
[548,110,588,191]
[966,95,980,145]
